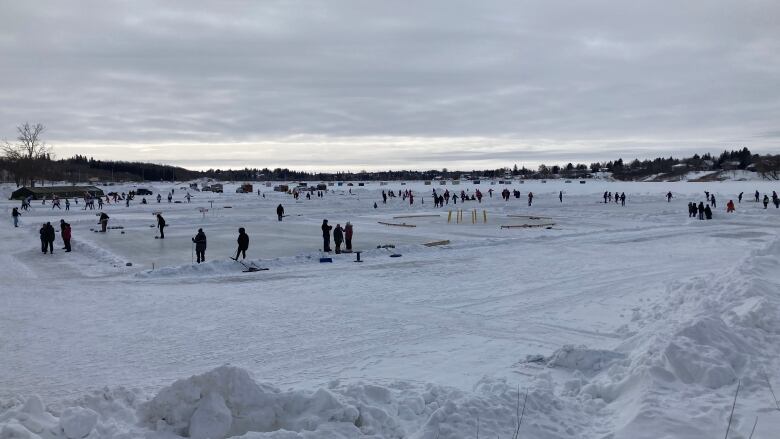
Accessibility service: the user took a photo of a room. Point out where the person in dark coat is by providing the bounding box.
[333,224,344,254]
[156,214,166,239]
[99,212,109,232]
[763,194,770,209]
[12,207,21,227]
[40,223,48,253]
[704,204,712,220]
[344,222,354,251]
[41,222,55,254]
[321,219,332,252]
[755,190,760,202]
[192,228,207,263]
[620,192,626,206]
[277,204,284,221]
[687,202,694,217]
[738,192,743,203]
[233,227,249,260]
[698,202,705,220]
[666,191,672,202]
[710,195,716,209]
[60,219,71,252]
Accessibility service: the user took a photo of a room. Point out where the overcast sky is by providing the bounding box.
[0,0,777,171]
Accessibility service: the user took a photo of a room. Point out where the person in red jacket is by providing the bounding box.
[60,219,72,252]
[726,200,735,213]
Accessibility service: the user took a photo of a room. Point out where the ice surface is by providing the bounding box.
[2,179,780,438]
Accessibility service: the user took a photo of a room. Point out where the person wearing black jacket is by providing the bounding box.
[99,212,109,232]
[704,204,713,220]
[192,228,207,263]
[233,227,249,260]
[156,214,166,239]
[276,204,284,221]
[333,224,344,254]
[40,222,55,254]
[39,223,48,253]
[321,219,332,252]
[698,202,705,220]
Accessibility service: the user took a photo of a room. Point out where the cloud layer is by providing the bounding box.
[1,0,777,170]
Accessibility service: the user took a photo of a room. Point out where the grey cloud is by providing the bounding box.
[1,0,778,169]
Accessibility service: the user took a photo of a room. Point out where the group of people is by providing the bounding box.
[38,220,71,254]
[603,191,627,206]
[321,219,354,254]
[687,202,714,220]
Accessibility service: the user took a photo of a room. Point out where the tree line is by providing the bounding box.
[2,123,778,185]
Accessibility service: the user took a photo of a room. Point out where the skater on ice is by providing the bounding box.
[233,228,249,260]
[156,214,166,239]
[333,223,344,254]
[277,204,284,221]
[11,207,20,227]
[60,219,71,252]
[99,212,110,232]
[192,229,207,263]
[321,219,332,252]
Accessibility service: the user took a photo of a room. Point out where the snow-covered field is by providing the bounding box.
[1,180,780,438]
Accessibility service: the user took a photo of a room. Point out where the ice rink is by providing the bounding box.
[2,179,780,438]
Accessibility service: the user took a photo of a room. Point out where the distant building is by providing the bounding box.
[10,185,104,200]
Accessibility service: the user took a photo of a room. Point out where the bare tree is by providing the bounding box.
[2,122,51,186]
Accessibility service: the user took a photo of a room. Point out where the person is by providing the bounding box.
[688,202,695,217]
[559,191,563,203]
[527,192,533,206]
[344,222,353,251]
[156,213,166,239]
[192,228,207,263]
[60,219,71,252]
[666,191,672,202]
[157,193,162,203]
[40,223,48,253]
[43,222,55,254]
[141,197,147,204]
[603,191,608,203]
[726,200,735,213]
[738,192,743,203]
[698,202,705,220]
[11,207,20,227]
[65,198,70,211]
[97,197,103,209]
[233,227,249,260]
[185,192,191,203]
[773,191,779,209]
[704,204,712,220]
[321,219,332,252]
[277,204,284,221]
[99,212,109,232]
[710,195,716,209]
[333,223,344,254]
[705,191,710,202]
[755,190,760,202]
[382,190,387,204]
[763,194,769,209]
[167,192,173,203]
[620,192,626,206]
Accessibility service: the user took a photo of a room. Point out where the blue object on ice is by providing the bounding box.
[319,257,333,263]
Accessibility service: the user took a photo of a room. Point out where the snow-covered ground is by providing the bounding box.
[1,180,780,438]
